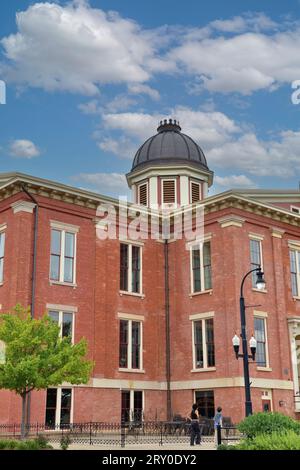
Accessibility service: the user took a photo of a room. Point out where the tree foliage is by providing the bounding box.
[0,304,93,395]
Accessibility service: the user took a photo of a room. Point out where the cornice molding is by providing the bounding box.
[218,214,245,228]
[11,200,36,214]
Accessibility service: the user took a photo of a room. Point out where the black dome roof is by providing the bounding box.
[131,119,209,171]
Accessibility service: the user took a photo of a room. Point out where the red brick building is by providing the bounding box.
[0,119,300,426]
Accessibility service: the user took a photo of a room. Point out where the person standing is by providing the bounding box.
[214,406,223,447]
[188,403,201,446]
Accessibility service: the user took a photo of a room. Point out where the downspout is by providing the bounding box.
[21,184,39,432]
[21,185,38,319]
[164,240,172,420]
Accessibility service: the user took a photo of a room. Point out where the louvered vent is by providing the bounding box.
[162,180,176,204]
[191,182,200,203]
[138,183,148,206]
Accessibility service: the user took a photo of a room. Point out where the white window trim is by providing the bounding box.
[47,387,74,427]
[120,242,143,295]
[50,228,77,285]
[48,309,75,344]
[137,181,149,206]
[119,318,143,371]
[249,236,264,289]
[0,227,6,285]
[290,205,300,214]
[161,178,177,206]
[254,315,270,369]
[290,248,300,297]
[122,390,144,422]
[189,180,202,204]
[189,240,211,294]
[191,316,215,371]
[261,389,273,411]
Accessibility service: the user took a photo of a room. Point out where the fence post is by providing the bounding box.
[89,422,93,446]
[121,419,126,448]
[217,424,222,447]
[160,422,163,446]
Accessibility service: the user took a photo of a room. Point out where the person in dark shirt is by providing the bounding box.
[188,403,201,446]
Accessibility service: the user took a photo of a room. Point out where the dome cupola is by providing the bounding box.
[127,119,213,208]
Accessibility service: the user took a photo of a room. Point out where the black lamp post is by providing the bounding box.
[232,266,266,417]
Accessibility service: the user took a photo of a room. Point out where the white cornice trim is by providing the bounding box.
[11,200,36,214]
[218,215,245,228]
[271,227,285,238]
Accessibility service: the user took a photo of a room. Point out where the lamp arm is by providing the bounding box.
[240,266,261,298]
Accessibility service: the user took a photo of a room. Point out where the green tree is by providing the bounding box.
[0,305,93,439]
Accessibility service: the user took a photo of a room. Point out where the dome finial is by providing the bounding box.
[157,118,181,133]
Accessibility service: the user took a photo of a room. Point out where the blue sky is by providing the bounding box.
[1,0,300,198]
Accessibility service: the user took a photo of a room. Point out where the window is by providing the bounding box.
[195,390,215,418]
[120,243,142,294]
[193,318,215,369]
[190,241,212,293]
[190,181,201,203]
[45,388,72,428]
[291,206,300,214]
[138,182,148,206]
[0,231,5,284]
[48,310,74,341]
[119,319,142,370]
[121,390,143,423]
[254,317,268,367]
[162,179,176,205]
[250,238,263,288]
[50,229,76,284]
[290,249,300,297]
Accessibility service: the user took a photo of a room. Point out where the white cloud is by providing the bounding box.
[9,139,40,158]
[214,174,257,188]
[128,84,160,100]
[78,100,101,115]
[97,107,300,179]
[208,131,300,177]
[169,27,300,94]
[1,1,156,94]
[101,107,240,149]
[97,136,138,159]
[72,172,130,198]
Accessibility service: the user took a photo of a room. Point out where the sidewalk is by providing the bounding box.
[51,438,216,451]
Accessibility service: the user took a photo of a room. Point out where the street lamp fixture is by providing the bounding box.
[232,266,266,417]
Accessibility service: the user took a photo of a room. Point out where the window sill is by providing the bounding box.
[50,280,77,288]
[252,288,268,294]
[118,368,145,374]
[119,291,145,299]
[293,296,300,301]
[191,367,216,373]
[0,282,3,287]
[189,289,213,298]
[257,366,272,371]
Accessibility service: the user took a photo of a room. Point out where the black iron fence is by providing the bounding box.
[0,420,215,447]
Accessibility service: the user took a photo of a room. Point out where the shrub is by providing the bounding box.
[238,412,300,439]
[35,434,51,449]
[236,431,300,450]
[0,438,52,450]
[60,435,71,450]
[0,439,18,449]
